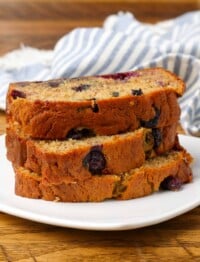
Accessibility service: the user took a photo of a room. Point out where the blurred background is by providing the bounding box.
[0,0,199,55]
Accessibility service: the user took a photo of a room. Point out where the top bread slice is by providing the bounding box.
[6,68,184,139]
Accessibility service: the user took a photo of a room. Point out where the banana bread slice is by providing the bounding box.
[14,149,193,202]
[7,124,178,184]
[7,68,183,139]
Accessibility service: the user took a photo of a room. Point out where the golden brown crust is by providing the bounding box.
[6,68,183,139]
[7,123,179,184]
[15,169,120,202]
[118,151,193,200]
[14,150,192,202]
[15,170,42,199]
[6,128,27,166]
[7,90,180,139]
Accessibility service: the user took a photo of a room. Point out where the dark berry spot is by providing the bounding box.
[152,128,162,148]
[72,84,90,92]
[83,146,106,175]
[160,176,183,191]
[100,71,140,81]
[141,107,160,128]
[145,132,154,146]
[66,128,95,140]
[91,99,99,113]
[91,145,103,151]
[144,131,154,152]
[131,89,143,96]
[33,81,43,84]
[11,90,26,99]
[156,80,165,87]
[92,104,99,113]
[112,91,119,97]
[48,80,61,87]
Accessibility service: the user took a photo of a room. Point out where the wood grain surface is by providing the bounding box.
[0,1,200,261]
[0,0,199,55]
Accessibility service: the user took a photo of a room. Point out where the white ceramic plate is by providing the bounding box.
[0,134,200,231]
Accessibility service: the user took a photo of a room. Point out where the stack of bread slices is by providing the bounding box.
[6,68,193,202]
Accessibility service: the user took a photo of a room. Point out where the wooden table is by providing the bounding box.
[0,1,200,261]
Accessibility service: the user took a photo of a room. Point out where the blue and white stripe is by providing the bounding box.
[0,11,199,136]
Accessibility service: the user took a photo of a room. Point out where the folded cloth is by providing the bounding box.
[0,11,199,135]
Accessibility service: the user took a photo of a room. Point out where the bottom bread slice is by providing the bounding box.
[14,149,193,202]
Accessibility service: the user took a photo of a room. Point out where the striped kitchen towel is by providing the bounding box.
[0,11,199,135]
